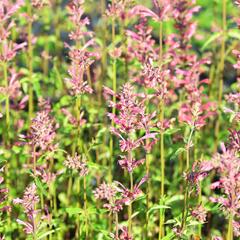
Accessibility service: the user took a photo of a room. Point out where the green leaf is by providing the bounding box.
[164,128,180,135]
[174,148,186,157]
[38,229,59,240]
[228,29,240,40]
[35,178,48,197]
[201,32,222,51]
[147,205,171,215]
[66,207,82,216]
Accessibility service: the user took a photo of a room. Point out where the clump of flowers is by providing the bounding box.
[64,153,88,177]
[13,183,41,236]
[94,182,123,214]
[131,0,171,22]
[28,99,56,151]
[200,143,240,237]
[65,0,99,96]
[127,17,156,64]
[191,204,207,223]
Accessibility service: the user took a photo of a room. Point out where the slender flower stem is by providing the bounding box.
[181,127,194,231]
[159,100,165,239]
[33,145,36,176]
[115,213,119,238]
[159,21,163,64]
[215,0,227,150]
[198,181,202,237]
[27,0,34,121]
[100,0,107,102]
[145,150,150,237]
[158,18,165,240]
[128,170,133,234]
[84,175,88,238]
[75,96,82,238]
[109,1,117,183]
[227,213,233,240]
[3,62,10,146]
[3,60,11,227]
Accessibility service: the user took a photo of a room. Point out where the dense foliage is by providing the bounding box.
[0,0,239,239]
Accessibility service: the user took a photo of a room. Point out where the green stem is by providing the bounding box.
[128,170,133,234]
[181,127,194,231]
[214,0,227,150]
[227,213,233,240]
[145,150,150,238]
[3,62,10,146]
[159,21,163,65]
[158,19,165,240]
[33,145,36,176]
[84,175,88,238]
[99,0,107,102]
[27,0,34,121]
[159,101,165,239]
[198,182,202,237]
[109,2,117,183]
[115,213,119,238]
[75,96,82,239]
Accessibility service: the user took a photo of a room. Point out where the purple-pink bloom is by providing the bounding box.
[64,153,88,177]
[191,204,207,223]
[28,101,56,151]
[14,183,41,235]
[131,0,171,22]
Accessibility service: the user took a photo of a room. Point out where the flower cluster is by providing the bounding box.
[67,0,93,41]
[127,18,156,64]
[131,0,171,22]
[199,143,240,236]
[191,204,207,223]
[178,59,216,129]
[94,182,123,213]
[64,153,88,177]
[65,0,99,96]
[209,144,240,215]
[107,83,157,168]
[0,0,25,62]
[29,100,56,151]
[94,176,147,213]
[106,0,133,20]
[14,184,41,235]
[171,0,200,51]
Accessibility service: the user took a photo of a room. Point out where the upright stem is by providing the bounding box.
[158,20,165,239]
[215,0,227,150]
[181,127,194,231]
[76,96,83,238]
[27,0,34,121]
[128,170,133,234]
[3,62,10,146]
[99,0,107,102]
[115,213,119,238]
[159,21,163,64]
[109,1,117,183]
[145,150,150,237]
[33,145,36,176]
[227,213,233,240]
[159,101,165,239]
[84,175,88,238]
[198,182,202,237]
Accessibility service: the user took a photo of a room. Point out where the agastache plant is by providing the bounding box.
[64,0,98,238]
[0,0,25,146]
[106,83,156,236]
[13,183,41,239]
[0,0,239,239]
